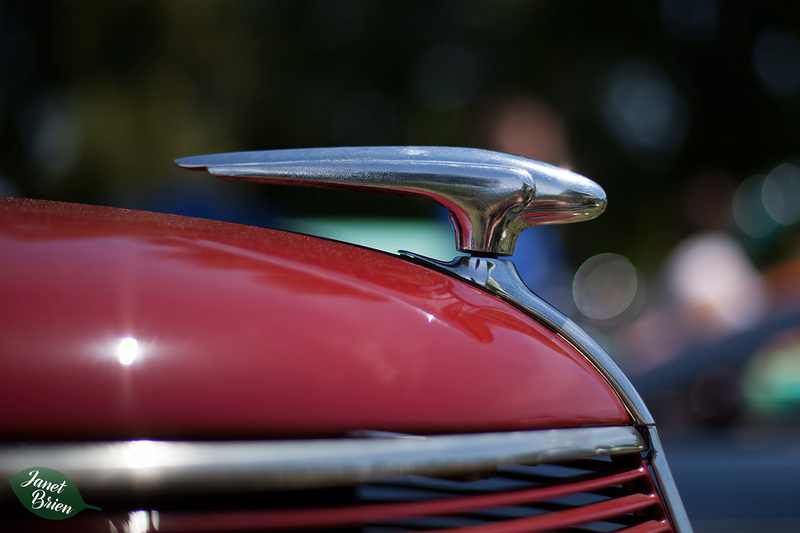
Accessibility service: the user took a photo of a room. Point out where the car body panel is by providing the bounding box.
[0,197,629,440]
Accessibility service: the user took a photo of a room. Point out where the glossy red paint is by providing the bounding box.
[0,197,629,439]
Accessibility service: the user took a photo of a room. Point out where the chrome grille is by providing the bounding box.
[357,456,671,532]
[0,428,678,532]
[97,454,669,532]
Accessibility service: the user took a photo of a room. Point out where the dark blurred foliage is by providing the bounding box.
[2,0,800,271]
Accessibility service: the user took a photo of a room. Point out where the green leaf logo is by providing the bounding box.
[9,467,101,520]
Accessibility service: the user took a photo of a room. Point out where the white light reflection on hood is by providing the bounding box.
[117,336,139,366]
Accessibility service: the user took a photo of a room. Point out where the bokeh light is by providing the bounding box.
[667,233,766,334]
[602,60,689,156]
[573,253,641,321]
[660,0,719,44]
[733,175,779,239]
[762,163,800,226]
[743,331,800,417]
[733,163,800,240]
[752,27,800,97]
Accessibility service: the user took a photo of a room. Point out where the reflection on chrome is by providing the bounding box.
[121,510,159,533]
[122,440,184,470]
[117,336,139,366]
[0,427,644,495]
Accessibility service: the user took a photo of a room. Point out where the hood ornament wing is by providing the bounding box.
[175,146,606,257]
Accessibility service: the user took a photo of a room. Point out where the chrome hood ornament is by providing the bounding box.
[175,146,606,257]
[175,147,692,532]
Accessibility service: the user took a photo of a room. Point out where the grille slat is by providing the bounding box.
[361,467,646,506]
[614,520,674,533]
[428,493,659,533]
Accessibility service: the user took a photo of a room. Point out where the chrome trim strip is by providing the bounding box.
[400,252,654,425]
[0,426,644,498]
[649,426,694,533]
[175,146,606,256]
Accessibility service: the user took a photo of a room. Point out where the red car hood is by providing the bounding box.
[0,197,628,440]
